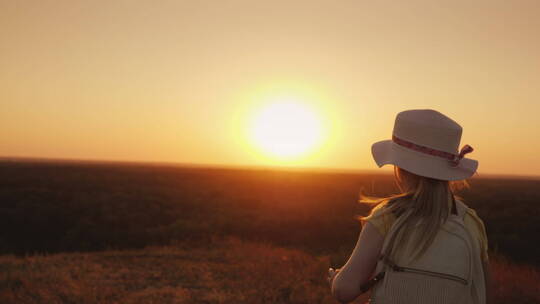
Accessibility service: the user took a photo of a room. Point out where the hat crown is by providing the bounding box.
[392,109,462,155]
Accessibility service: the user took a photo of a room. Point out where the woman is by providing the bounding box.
[328,109,492,304]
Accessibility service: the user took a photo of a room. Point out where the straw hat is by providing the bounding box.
[371,109,478,181]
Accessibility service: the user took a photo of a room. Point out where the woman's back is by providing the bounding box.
[363,198,488,304]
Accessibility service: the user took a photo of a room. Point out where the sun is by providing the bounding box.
[249,100,323,159]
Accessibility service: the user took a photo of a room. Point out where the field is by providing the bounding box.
[0,160,539,303]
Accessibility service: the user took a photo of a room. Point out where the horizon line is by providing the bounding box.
[1,155,539,180]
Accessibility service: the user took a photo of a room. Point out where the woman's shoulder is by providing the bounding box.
[458,200,490,262]
[459,201,487,231]
[366,204,396,220]
[360,199,399,236]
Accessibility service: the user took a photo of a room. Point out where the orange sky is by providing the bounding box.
[1,1,539,176]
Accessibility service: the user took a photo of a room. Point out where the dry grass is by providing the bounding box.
[0,235,369,304]
[489,253,540,303]
[0,235,537,304]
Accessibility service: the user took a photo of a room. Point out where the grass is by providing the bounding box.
[0,235,353,304]
[1,235,538,304]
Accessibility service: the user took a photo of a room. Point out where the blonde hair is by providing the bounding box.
[358,166,470,262]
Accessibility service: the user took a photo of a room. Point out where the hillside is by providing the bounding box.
[1,235,538,304]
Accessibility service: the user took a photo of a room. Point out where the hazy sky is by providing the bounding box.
[1,0,539,176]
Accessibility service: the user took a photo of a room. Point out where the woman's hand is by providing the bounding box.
[327,267,340,287]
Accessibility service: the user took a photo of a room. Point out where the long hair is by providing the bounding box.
[357,166,470,262]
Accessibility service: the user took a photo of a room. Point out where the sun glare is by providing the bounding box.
[249,100,323,159]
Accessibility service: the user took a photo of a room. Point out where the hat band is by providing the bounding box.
[392,135,474,167]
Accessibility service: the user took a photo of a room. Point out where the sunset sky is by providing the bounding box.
[1,0,539,176]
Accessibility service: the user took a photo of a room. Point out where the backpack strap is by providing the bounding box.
[359,269,386,293]
[453,197,469,220]
[358,251,404,293]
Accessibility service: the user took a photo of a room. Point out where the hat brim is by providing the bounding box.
[371,140,478,181]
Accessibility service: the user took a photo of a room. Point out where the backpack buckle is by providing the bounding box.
[380,254,403,271]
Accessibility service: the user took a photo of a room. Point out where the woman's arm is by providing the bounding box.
[331,222,384,303]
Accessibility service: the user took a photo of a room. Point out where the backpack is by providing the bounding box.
[368,198,486,304]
